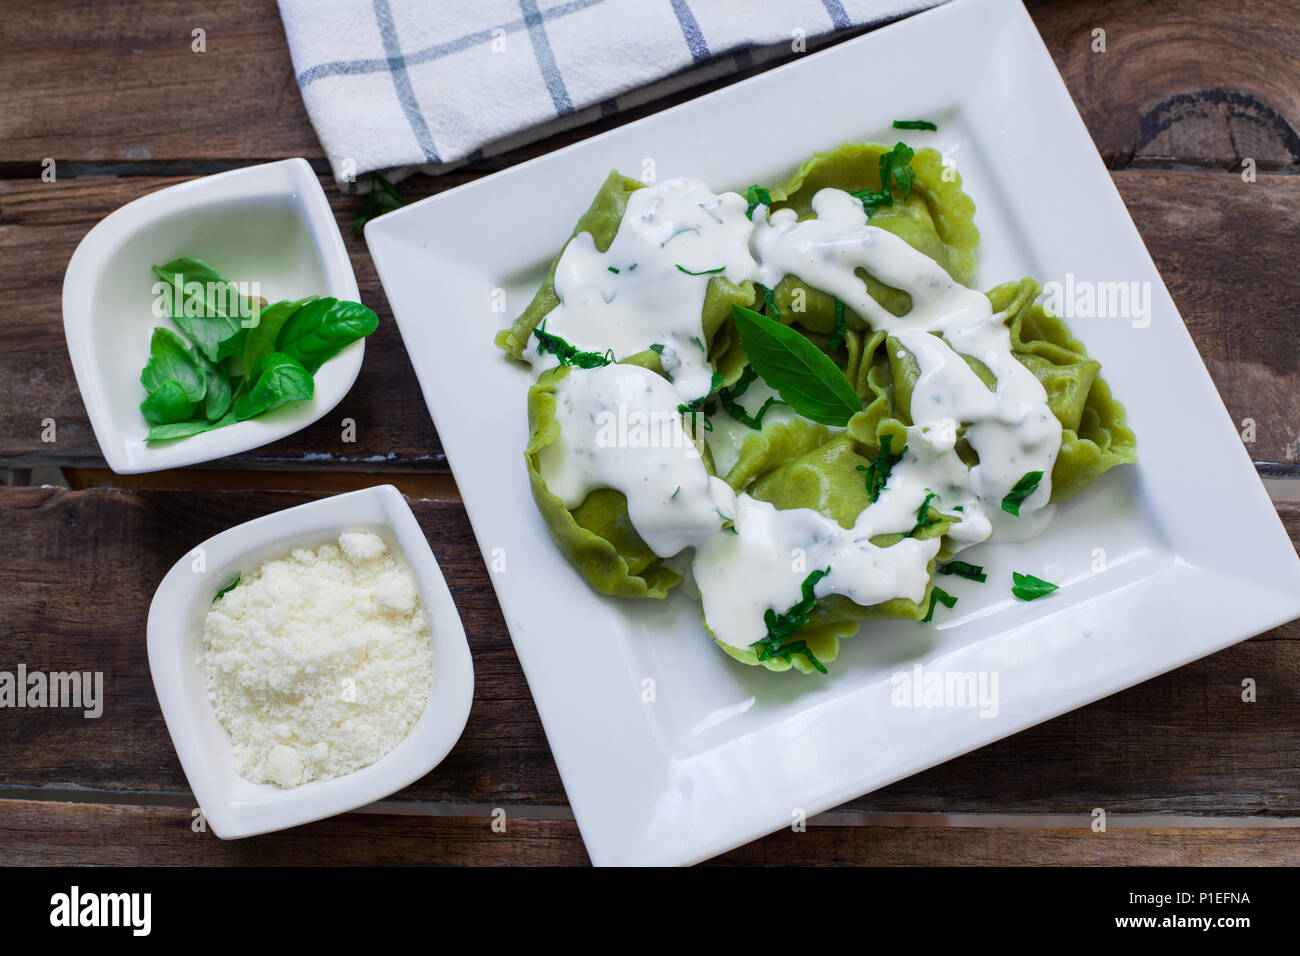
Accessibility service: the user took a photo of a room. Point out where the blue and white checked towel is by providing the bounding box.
[278,0,944,190]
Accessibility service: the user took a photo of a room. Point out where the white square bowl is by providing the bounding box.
[63,158,363,474]
[146,484,474,839]
[367,0,1300,865]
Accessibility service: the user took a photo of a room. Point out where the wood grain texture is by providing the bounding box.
[0,0,320,169]
[1114,171,1300,466]
[2,800,1296,866]
[1027,0,1300,171]
[3,171,1297,469]
[1,487,1296,817]
[4,0,1295,173]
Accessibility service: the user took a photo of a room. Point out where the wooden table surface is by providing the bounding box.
[1,0,1298,866]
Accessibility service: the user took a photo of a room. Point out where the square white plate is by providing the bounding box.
[367,0,1300,865]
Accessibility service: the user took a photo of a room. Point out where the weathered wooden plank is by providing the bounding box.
[0,486,562,804]
[0,801,590,866]
[1028,0,1300,171]
[2,800,1297,865]
[1,487,1297,815]
[1114,171,1300,467]
[3,1,1296,173]
[0,0,320,168]
[3,171,1296,470]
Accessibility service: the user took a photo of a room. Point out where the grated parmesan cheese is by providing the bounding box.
[203,531,433,788]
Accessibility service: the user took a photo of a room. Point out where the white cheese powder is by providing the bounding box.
[203,531,434,788]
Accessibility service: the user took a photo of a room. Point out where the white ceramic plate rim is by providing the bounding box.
[146,484,474,838]
[62,158,363,474]
[367,0,1300,865]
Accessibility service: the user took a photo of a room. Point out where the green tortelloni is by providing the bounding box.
[989,278,1137,501]
[495,171,641,361]
[494,169,758,383]
[850,278,1137,505]
[756,141,981,339]
[501,142,1139,677]
[525,365,683,599]
[711,420,958,673]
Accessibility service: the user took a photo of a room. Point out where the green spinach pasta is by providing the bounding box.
[499,139,1136,674]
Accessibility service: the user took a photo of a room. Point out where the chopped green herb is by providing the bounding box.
[827,299,847,353]
[755,282,780,320]
[212,573,240,604]
[352,172,406,235]
[729,305,862,427]
[855,433,904,503]
[750,568,831,673]
[1001,470,1044,516]
[717,366,786,430]
[675,264,726,276]
[690,335,706,352]
[921,586,957,623]
[607,266,620,274]
[744,184,772,220]
[671,486,680,499]
[912,489,941,534]
[532,319,614,368]
[937,560,987,583]
[1012,572,1059,601]
[677,372,721,431]
[649,343,666,355]
[849,141,916,215]
[893,119,938,131]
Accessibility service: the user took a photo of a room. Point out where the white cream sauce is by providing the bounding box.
[525,178,759,401]
[528,177,1064,652]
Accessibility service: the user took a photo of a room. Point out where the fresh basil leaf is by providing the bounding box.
[750,567,831,673]
[204,358,233,421]
[352,172,406,235]
[140,327,206,402]
[139,380,197,424]
[233,353,314,421]
[1011,572,1058,601]
[241,296,319,383]
[212,573,241,604]
[937,560,987,583]
[730,305,861,427]
[921,586,957,623]
[892,119,937,131]
[275,298,379,373]
[147,412,237,442]
[152,258,252,362]
[1001,470,1044,516]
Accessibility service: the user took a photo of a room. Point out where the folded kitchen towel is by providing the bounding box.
[277,0,945,190]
